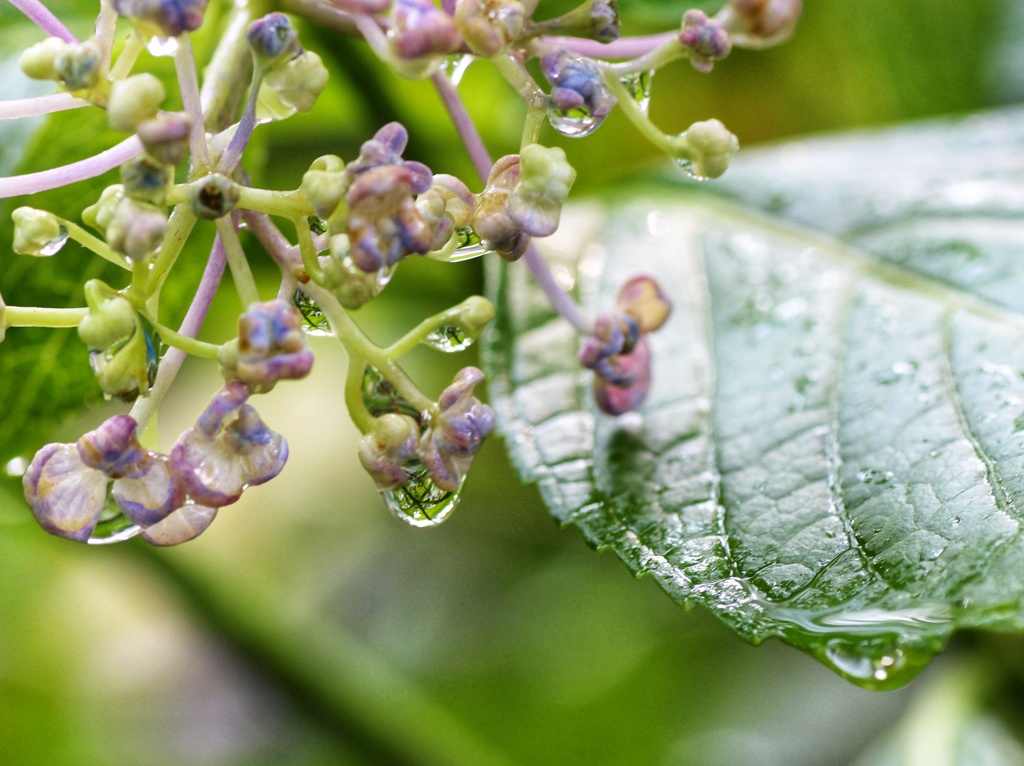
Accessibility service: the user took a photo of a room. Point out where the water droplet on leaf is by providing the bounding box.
[292,288,332,336]
[381,463,461,527]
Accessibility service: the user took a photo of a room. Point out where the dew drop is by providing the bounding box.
[88,492,140,545]
[37,224,69,256]
[4,456,28,478]
[548,106,605,138]
[423,324,472,353]
[451,226,489,261]
[381,464,461,528]
[292,288,332,336]
[441,54,473,86]
[361,366,418,418]
[146,36,179,57]
[619,70,654,116]
[674,156,710,181]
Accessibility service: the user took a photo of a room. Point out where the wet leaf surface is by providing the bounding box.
[485,108,1024,689]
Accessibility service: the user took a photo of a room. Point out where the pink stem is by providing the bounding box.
[0,135,142,198]
[0,93,90,120]
[546,32,675,60]
[9,0,78,43]
[432,71,592,335]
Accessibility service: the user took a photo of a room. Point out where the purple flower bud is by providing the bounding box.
[140,502,217,546]
[347,123,433,194]
[390,0,462,60]
[55,40,102,91]
[346,166,434,271]
[416,174,476,250]
[105,198,168,261]
[472,155,528,260]
[113,0,210,37]
[419,367,495,492]
[137,113,192,166]
[23,442,108,542]
[113,453,186,526]
[171,383,288,507]
[357,413,421,489]
[76,414,149,479]
[616,275,671,333]
[529,0,619,43]
[541,48,616,121]
[679,10,731,73]
[226,299,314,392]
[247,13,302,66]
[592,335,652,415]
[579,311,640,387]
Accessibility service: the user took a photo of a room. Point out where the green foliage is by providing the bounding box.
[485,107,1024,690]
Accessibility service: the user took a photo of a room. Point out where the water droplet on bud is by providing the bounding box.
[381,464,461,527]
[674,157,709,181]
[361,366,418,418]
[38,224,69,256]
[451,226,489,260]
[423,324,472,353]
[87,492,140,545]
[547,106,604,138]
[292,288,332,336]
[146,36,179,57]
[620,70,654,116]
[441,54,473,86]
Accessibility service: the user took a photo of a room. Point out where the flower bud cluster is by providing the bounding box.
[358,366,495,494]
[23,384,288,545]
[580,276,671,415]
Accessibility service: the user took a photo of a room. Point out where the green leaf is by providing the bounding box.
[484,107,1024,690]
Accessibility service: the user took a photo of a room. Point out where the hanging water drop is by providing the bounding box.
[292,288,332,336]
[381,464,461,527]
[4,456,28,478]
[37,224,69,256]
[361,366,418,418]
[547,106,604,138]
[423,324,473,353]
[674,156,709,181]
[146,36,179,57]
[451,226,489,260]
[87,491,140,545]
[441,54,473,86]
[620,70,654,116]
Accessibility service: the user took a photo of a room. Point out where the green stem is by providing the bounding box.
[107,28,145,81]
[152,322,222,359]
[344,357,375,433]
[215,217,261,307]
[293,216,326,285]
[62,219,130,270]
[602,72,677,154]
[383,304,466,358]
[147,205,198,298]
[490,53,548,111]
[3,305,87,328]
[238,186,313,218]
[602,36,685,76]
[302,281,433,413]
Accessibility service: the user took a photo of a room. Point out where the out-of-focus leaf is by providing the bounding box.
[485,107,1024,689]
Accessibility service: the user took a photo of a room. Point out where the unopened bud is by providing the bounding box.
[12,207,68,256]
[19,37,65,81]
[106,199,168,259]
[54,40,103,91]
[121,154,172,204]
[261,50,328,115]
[108,73,166,132]
[301,155,348,219]
[507,144,575,238]
[83,185,125,234]
[136,113,192,165]
[674,119,738,180]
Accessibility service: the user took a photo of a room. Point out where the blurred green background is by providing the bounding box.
[2,1,1024,763]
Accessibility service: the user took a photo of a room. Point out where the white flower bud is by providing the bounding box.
[12,207,68,256]
[83,185,125,234]
[262,50,328,115]
[19,37,65,81]
[676,119,739,179]
[107,73,166,132]
[301,155,348,219]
